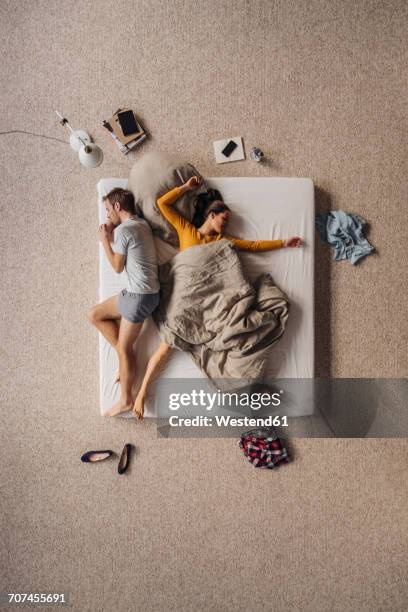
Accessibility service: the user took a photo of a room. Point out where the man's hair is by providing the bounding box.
[103,188,135,214]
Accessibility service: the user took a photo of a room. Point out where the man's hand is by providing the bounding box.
[98,224,110,244]
[184,176,202,191]
[104,221,115,243]
[284,236,302,248]
[105,220,115,233]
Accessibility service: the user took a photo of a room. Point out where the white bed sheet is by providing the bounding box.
[97,177,315,417]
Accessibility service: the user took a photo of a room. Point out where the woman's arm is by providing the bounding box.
[157,186,189,232]
[225,236,285,251]
[225,236,302,251]
[157,176,203,232]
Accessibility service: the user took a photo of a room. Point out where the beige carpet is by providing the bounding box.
[1,0,407,610]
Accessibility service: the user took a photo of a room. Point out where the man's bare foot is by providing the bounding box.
[105,400,133,417]
[133,394,146,420]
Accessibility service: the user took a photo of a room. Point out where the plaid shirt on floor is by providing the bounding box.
[239,427,289,469]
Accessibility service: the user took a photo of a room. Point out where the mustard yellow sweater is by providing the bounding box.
[157,187,285,252]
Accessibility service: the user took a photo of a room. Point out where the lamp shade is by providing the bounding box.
[69,129,91,152]
[78,143,103,168]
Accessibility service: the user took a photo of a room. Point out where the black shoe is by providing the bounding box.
[81,450,114,463]
[118,444,132,474]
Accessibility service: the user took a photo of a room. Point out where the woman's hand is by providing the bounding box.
[284,237,302,248]
[184,176,202,191]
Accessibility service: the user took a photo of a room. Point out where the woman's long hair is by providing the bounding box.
[192,189,230,228]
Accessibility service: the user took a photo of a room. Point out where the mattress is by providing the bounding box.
[97,177,315,418]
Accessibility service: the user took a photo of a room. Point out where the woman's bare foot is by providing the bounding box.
[133,394,146,420]
[105,400,133,417]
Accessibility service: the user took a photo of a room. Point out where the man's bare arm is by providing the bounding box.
[98,224,126,273]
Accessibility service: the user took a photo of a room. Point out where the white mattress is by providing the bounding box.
[97,177,315,418]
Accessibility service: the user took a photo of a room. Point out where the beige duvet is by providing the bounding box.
[153,240,290,382]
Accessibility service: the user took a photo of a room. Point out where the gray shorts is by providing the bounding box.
[118,290,160,324]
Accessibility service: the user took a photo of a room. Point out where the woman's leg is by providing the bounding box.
[106,318,143,417]
[133,341,172,420]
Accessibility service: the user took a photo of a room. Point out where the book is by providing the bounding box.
[102,108,147,155]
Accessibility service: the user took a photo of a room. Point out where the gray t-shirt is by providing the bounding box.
[112,216,159,294]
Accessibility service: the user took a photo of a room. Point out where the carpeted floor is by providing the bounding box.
[1,1,407,610]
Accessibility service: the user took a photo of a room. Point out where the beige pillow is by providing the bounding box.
[128,151,206,247]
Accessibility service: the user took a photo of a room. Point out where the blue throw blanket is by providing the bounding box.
[315,210,374,265]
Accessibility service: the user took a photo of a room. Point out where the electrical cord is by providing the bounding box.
[0,130,68,144]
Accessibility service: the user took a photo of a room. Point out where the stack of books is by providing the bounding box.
[102,108,146,155]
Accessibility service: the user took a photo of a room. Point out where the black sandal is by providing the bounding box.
[81,450,114,463]
[118,444,132,474]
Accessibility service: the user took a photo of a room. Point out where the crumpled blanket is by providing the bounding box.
[315,210,374,265]
[153,240,290,382]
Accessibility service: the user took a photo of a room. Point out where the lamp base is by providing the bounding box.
[69,130,91,152]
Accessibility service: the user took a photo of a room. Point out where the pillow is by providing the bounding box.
[128,151,206,246]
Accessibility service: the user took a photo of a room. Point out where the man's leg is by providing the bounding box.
[133,342,172,420]
[106,317,143,417]
[88,296,121,348]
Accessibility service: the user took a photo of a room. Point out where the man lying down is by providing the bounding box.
[91,176,303,420]
[88,188,160,417]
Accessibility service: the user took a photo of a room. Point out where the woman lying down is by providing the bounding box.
[129,175,302,419]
